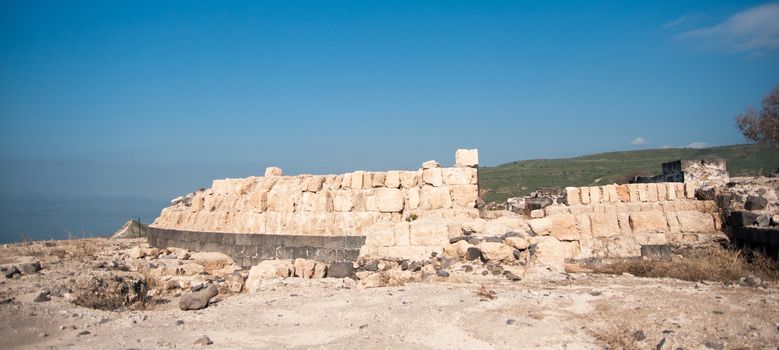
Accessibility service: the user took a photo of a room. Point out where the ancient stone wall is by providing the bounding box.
[151,150,481,260]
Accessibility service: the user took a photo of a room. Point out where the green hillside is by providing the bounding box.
[479,143,779,203]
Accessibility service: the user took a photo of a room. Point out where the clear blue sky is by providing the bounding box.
[2,0,779,201]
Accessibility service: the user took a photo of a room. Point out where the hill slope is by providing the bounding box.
[479,143,779,203]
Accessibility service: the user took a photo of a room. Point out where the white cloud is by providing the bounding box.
[662,15,692,29]
[686,142,709,149]
[680,2,779,52]
[630,137,648,145]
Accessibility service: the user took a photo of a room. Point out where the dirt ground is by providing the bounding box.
[1,239,778,349]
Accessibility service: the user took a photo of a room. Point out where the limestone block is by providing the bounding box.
[590,213,620,237]
[677,211,715,233]
[265,167,283,177]
[293,259,317,278]
[423,168,443,187]
[422,160,442,169]
[605,185,620,203]
[372,172,386,187]
[684,182,695,199]
[627,184,639,202]
[404,187,420,210]
[455,149,479,167]
[409,219,449,246]
[665,212,681,233]
[351,171,364,189]
[600,186,610,203]
[478,242,515,262]
[352,191,368,212]
[530,209,545,218]
[461,218,487,234]
[386,246,438,260]
[450,185,478,208]
[550,215,580,241]
[365,193,379,212]
[374,188,404,213]
[646,184,658,202]
[342,173,352,190]
[400,171,421,188]
[268,190,297,213]
[248,260,294,281]
[675,183,685,199]
[504,236,530,250]
[545,205,570,216]
[419,186,452,210]
[365,224,396,246]
[605,237,640,258]
[565,187,581,205]
[394,222,410,246]
[333,190,355,212]
[306,176,325,192]
[313,263,327,278]
[580,187,591,204]
[362,172,373,189]
[615,185,628,202]
[444,240,471,258]
[617,212,632,235]
[666,183,677,201]
[656,183,667,201]
[385,171,401,188]
[629,211,668,233]
[534,237,579,266]
[589,187,601,204]
[442,167,476,186]
[528,218,553,236]
[638,184,648,202]
[577,213,592,238]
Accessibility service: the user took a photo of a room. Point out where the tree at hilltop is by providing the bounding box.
[736,83,779,144]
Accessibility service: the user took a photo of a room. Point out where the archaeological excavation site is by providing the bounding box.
[2,149,778,349]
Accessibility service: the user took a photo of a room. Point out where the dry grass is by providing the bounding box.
[593,323,641,350]
[594,246,779,283]
[475,285,497,300]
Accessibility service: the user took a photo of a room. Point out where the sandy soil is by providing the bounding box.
[1,239,778,349]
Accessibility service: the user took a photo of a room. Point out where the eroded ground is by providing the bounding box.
[1,238,777,349]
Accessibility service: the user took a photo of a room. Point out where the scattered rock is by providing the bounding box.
[744,195,768,211]
[435,270,449,278]
[740,275,762,287]
[632,330,646,341]
[462,265,473,273]
[33,292,50,302]
[589,291,602,296]
[20,262,41,275]
[465,247,482,261]
[194,335,213,346]
[407,262,423,272]
[503,271,521,281]
[506,319,516,325]
[72,273,148,311]
[175,319,185,326]
[326,262,356,279]
[38,332,47,338]
[77,331,91,336]
[703,341,723,350]
[364,260,379,272]
[400,261,409,271]
[179,284,218,311]
[4,266,20,279]
[656,337,666,350]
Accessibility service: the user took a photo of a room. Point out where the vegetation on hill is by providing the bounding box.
[479,143,779,203]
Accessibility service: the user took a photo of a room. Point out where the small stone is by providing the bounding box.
[632,330,646,341]
[703,341,723,350]
[4,266,20,279]
[326,262,355,279]
[78,330,91,336]
[0,298,12,305]
[589,291,602,296]
[430,252,438,258]
[175,320,185,326]
[462,265,473,273]
[38,332,47,338]
[435,270,449,278]
[740,275,761,287]
[33,292,50,302]
[20,262,42,275]
[504,272,521,281]
[465,247,482,261]
[506,319,516,325]
[400,261,409,271]
[364,261,379,272]
[194,335,213,346]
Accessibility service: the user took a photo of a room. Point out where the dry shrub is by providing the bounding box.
[593,323,640,350]
[475,285,496,300]
[595,246,779,282]
[72,273,148,311]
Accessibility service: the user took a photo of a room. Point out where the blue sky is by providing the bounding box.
[2,1,779,200]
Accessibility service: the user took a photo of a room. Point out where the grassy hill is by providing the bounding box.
[479,143,779,203]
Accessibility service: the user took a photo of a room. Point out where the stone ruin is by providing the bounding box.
[149,149,729,269]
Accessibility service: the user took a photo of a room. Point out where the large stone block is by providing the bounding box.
[333,190,355,212]
[656,183,667,201]
[249,191,268,212]
[565,187,581,205]
[615,185,629,202]
[442,167,477,186]
[676,211,716,233]
[450,185,478,208]
[351,171,364,189]
[665,183,677,201]
[306,176,325,192]
[684,182,695,199]
[419,186,452,210]
[372,172,386,187]
[580,187,591,204]
[422,160,441,169]
[365,224,396,246]
[605,185,620,203]
[629,211,668,233]
[394,222,410,246]
[627,184,639,202]
[550,215,580,241]
[385,171,401,188]
[478,242,515,262]
[265,167,283,177]
[528,217,553,236]
[400,171,421,188]
[362,172,374,189]
[638,184,649,202]
[590,212,620,237]
[455,149,479,167]
[534,237,579,266]
[405,187,420,210]
[589,187,601,204]
[375,188,404,213]
[409,219,449,246]
[646,184,658,202]
[422,168,443,187]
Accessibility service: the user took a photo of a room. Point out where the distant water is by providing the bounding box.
[0,194,167,243]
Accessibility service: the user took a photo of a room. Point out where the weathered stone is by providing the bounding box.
[293,259,317,278]
[676,211,715,233]
[665,183,677,201]
[351,171,364,189]
[247,260,294,284]
[530,209,544,218]
[400,171,421,188]
[455,149,479,167]
[385,171,401,188]
[422,160,441,169]
[33,292,50,302]
[375,188,404,212]
[478,242,515,262]
[528,218,553,236]
[372,172,386,187]
[4,266,20,278]
[590,213,620,237]
[640,245,672,261]
[549,215,580,241]
[306,176,325,192]
[179,284,218,311]
[313,263,328,278]
[580,187,591,204]
[20,261,41,275]
[326,262,355,278]
[503,236,530,250]
[422,168,443,187]
[745,195,768,211]
[533,237,579,266]
[405,187,420,210]
[465,247,482,261]
[589,187,601,204]
[629,211,668,233]
[444,240,471,258]
[194,335,213,346]
[435,269,450,278]
[265,167,282,177]
[442,168,476,186]
[409,219,449,246]
[565,187,581,205]
[450,185,478,208]
[617,185,630,202]
[128,247,145,259]
[419,186,452,210]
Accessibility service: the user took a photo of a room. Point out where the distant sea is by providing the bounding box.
[0,194,167,243]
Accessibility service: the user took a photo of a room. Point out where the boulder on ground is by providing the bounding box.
[478,242,515,262]
[179,284,219,311]
[326,262,355,279]
[72,272,148,311]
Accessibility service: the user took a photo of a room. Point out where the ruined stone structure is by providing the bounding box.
[633,159,729,189]
[150,150,728,267]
